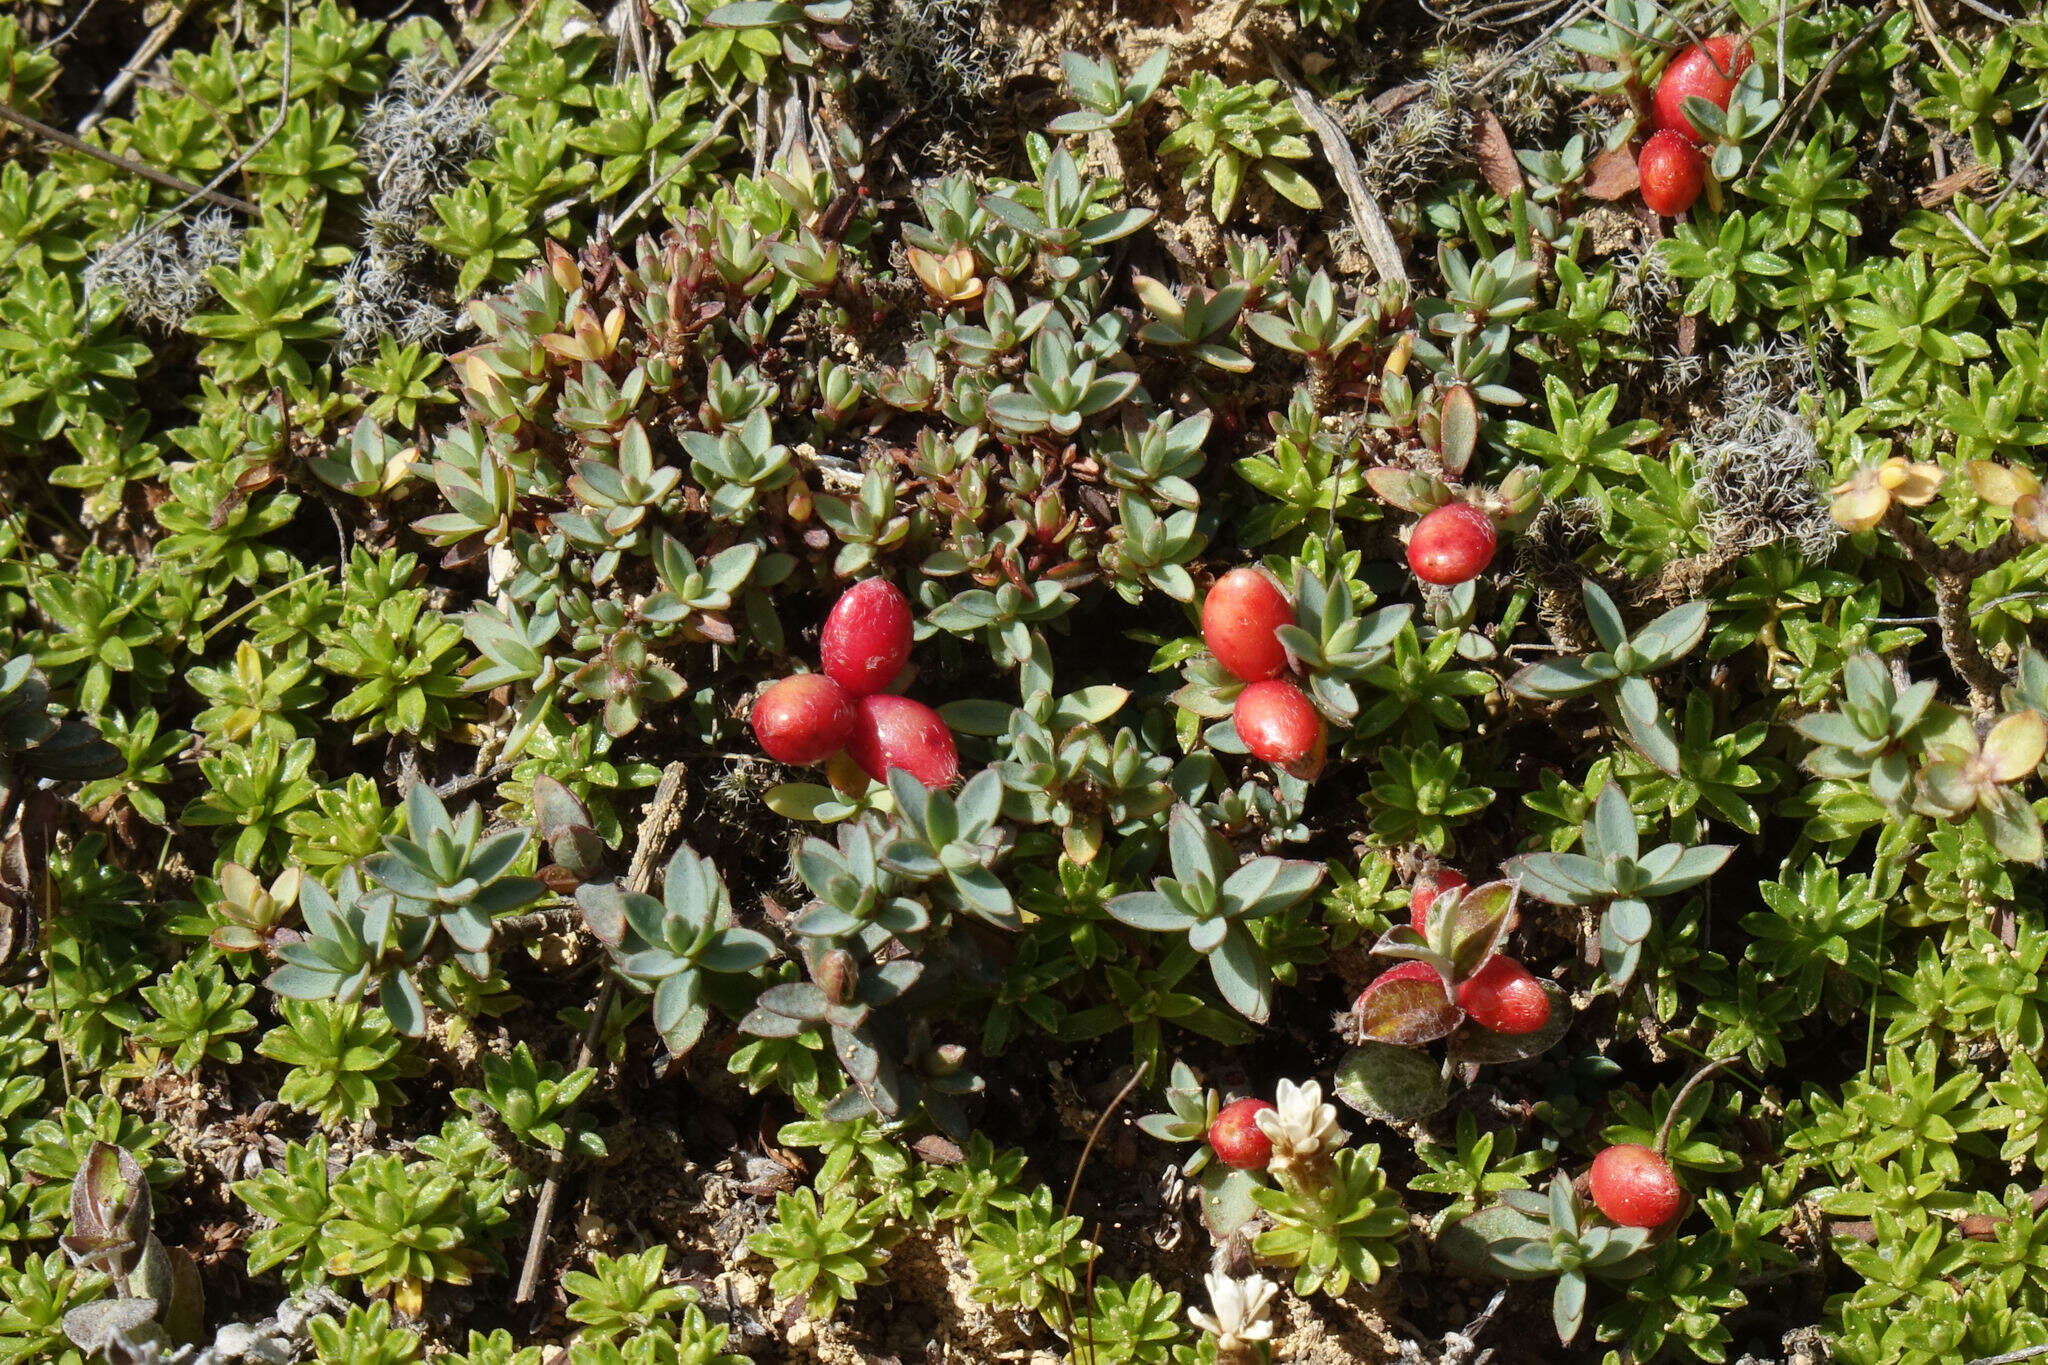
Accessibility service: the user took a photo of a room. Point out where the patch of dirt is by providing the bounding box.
[1269,1284,1402,1364]
[1582,204,1647,257]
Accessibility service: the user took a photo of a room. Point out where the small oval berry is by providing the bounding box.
[1639,130,1706,217]
[1355,959,1449,1011]
[1202,566,1295,683]
[846,693,958,789]
[1209,1097,1276,1170]
[1407,503,1498,585]
[1590,1144,1685,1228]
[1234,680,1327,780]
[1408,867,1470,936]
[1652,36,1751,142]
[750,674,856,765]
[820,578,915,697]
[1456,955,1552,1035]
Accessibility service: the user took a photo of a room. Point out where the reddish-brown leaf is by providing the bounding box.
[1449,879,1521,980]
[1351,975,1463,1047]
[1372,82,1430,117]
[911,1134,967,1165]
[1472,110,1523,199]
[1584,146,1641,202]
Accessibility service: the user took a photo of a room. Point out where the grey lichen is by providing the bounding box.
[859,0,1006,112]
[81,210,242,333]
[337,57,495,359]
[1348,67,1474,202]
[1693,342,1840,560]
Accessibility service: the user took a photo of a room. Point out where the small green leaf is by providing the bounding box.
[1335,1043,1449,1122]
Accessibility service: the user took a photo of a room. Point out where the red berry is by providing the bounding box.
[1407,504,1498,585]
[1209,1097,1276,1170]
[1652,36,1751,143]
[1456,955,1552,1035]
[750,674,856,765]
[1639,130,1706,217]
[846,693,958,788]
[1355,958,1449,1010]
[1233,680,1327,780]
[820,579,914,697]
[1590,1144,1685,1228]
[1202,566,1295,683]
[1408,867,1470,936]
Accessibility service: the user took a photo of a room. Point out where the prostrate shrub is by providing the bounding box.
[1,0,2047,1361]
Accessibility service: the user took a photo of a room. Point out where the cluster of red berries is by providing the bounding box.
[1362,954,1553,1035]
[1357,867,1554,1034]
[1204,865,1689,1228]
[1638,36,1751,217]
[1211,1097,1685,1228]
[1406,872,1689,1231]
[1201,567,1328,780]
[1202,515,1502,776]
[749,578,959,788]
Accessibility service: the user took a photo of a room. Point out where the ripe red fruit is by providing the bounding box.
[750,674,856,765]
[846,693,958,788]
[1590,1144,1685,1228]
[820,578,914,697]
[1639,130,1706,217]
[1233,680,1326,780]
[1209,1097,1276,1170]
[1456,955,1553,1035]
[1407,504,1498,585]
[1202,566,1295,683]
[1408,867,1470,936]
[1652,36,1751,142]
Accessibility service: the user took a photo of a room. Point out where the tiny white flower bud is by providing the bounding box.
[1253,1077,1346,1172]
[1189,1271,1277,1358]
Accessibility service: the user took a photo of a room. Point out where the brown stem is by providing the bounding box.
[1633,543,1746,613]
[510,976,614,1307]
[1932,570,2007,720]
[1654,1056,1739,1159]
[1516,504,1603,652]
[1050,1061,1149,1341]
[493,905,582,941]
[1887,509,2023,719]
[512,761,688,1306]
[1829,1185,2048,1245]
[433,763,513,803]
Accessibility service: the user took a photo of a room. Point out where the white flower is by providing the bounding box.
[1254,1077,1347,1169]
[1189,1271,1278,1354]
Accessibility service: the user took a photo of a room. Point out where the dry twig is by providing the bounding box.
[596,96,747,230]
[1259,41,1409,290]
[1966,1345,2048,1365]
[513,761,690,1306]
[0,100,258,214]
[427,0,546,118]
[73,1,196,132]
[1051,1061,1151,1342]
[99,0,299,251]
[1759,3,1893,158]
